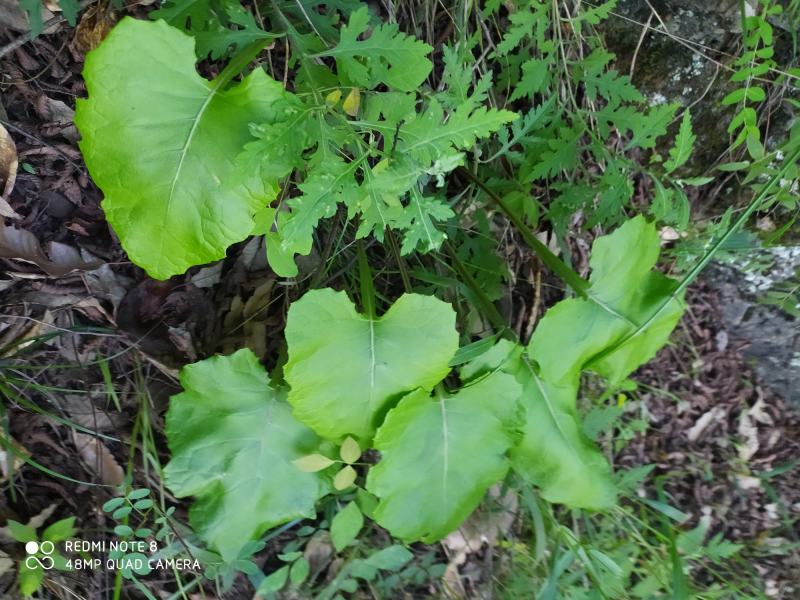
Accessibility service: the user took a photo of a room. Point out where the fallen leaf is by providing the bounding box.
[74,3,117,53]
[62,395,115,431]
[0,550,13,577]
[442,487,517,598]
[0,0,33,32]
[35,96,79,142]
[0,122,20,219]
[72,432,124,486]
[0,225,102,276]
[0,435,29,482]
[303,530,333,578]
[687,406,725,442]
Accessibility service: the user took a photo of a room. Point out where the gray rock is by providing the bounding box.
[704,261,799,406]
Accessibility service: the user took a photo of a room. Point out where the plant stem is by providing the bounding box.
[456,166,590,297]
[357,239,376,318]
[587,145,800,368]
[443,241,512,338]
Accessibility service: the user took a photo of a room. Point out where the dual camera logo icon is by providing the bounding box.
[25,541,55,570]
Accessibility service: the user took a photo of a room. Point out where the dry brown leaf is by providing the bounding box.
[62,395,115,431]
[35,95,79,142]
[443,487,517,598]
[0,435,29,482]
[72,431,124,486]
[26,503,58,530]
[0,225,102,276]
[0,0,32,32]
[304,530,334,579]
[0,122,20,219]
[243,278,275,319]
[74,3,117,53]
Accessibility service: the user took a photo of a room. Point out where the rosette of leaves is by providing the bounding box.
[163,217,685,559]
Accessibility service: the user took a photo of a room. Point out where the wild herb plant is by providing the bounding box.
[64,0,800,594]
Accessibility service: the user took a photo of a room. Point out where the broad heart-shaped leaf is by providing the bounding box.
[75,18,283,280]
[530,216,686,386]
[164,349,325,563]
[284,289,458,442]
[366,372,520,542]
[508,216,685,509]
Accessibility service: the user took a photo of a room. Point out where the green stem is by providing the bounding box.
[443,241,512,338]
[213,36,278,88]
[356,239,376,318]
[457,166,590,297]
[587,145,800,368]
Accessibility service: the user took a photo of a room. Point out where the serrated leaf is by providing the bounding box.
[331,502,364,550]
[396,99,517,167]
[664,110,695,174]
[340,437,361,464]
[316,7,432,91]
[281,154,359,261]
[524,125,581,181]
[595,102,679,150]
[285,289,458,441]
[366,372,521,542]
[75,18,283,279]
[164,349,325,562]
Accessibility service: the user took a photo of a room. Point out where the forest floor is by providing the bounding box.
[0,4,799,600]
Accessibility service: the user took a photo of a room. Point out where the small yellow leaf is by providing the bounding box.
[293,454,335,473]
[343,88,360,116]
[325,89,342,105]
[333,465,357,490]
[340,437,361,464]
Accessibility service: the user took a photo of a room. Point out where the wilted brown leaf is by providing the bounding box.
[0,436,29,482]
[72,432,124,486]
[0,225,102,276]
[0,122,20,219]
[74,3,117,53]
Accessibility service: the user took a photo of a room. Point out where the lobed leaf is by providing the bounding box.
[75,18,283,279]
[284,289,458,441]
[316,7,433,92]
[509,217,685,509]
[164,349,325,562]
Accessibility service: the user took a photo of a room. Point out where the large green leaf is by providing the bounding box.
[508,217,684,510]
[366,372,520,542]
[75,18,283,279]
[284,289,458,441]
[530,216,685,385]
[510,362,616,509]
[164,349,324,562]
